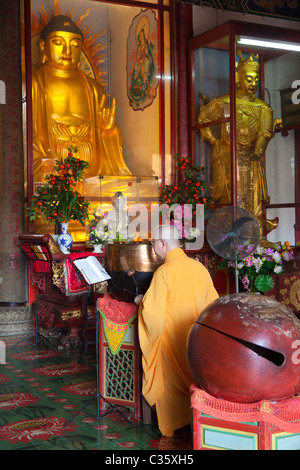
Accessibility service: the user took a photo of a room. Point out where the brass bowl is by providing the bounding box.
[104,243,162,303]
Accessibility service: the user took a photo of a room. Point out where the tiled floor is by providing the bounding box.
[0,333,193,451]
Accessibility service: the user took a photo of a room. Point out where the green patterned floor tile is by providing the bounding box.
[0,341,193,451]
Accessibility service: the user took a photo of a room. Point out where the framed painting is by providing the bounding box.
[127,9,158,111]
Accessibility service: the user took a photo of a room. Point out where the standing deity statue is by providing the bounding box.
[198,50,282,243]
[32,15,131,182]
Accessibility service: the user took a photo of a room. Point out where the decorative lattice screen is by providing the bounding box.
[104,348,135,403]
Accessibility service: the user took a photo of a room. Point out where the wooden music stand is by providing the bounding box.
[10,234,62,351]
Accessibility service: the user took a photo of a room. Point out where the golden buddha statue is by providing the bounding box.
[198,50,282,242]
[32,15,131,182]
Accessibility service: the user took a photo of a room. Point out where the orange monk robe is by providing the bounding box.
[138,248,219,437]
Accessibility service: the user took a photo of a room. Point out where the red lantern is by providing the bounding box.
[187,293,300,403]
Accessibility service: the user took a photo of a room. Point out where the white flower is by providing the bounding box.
[274,265,283,274]
[253,257,263,273]
[95,229,108,239]
[189,227,200,238]
[282,251,292,261]
[272,251,282,263]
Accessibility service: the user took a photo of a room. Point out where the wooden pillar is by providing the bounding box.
[294,129,300,244]
[176,1,193,161]
[0,0,26,306]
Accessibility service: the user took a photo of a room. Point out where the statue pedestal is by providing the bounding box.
[0,306,33,338]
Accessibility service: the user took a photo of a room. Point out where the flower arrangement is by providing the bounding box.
[170,205,201,241]
[220,242,294,293]
[159,154,209,240]
[27,146,90,226]
[86,206,112,245]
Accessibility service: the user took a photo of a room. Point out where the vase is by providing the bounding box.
[57,222,73,254]
[93,243,103,253]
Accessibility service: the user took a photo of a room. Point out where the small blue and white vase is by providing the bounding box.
[57,222,73,254]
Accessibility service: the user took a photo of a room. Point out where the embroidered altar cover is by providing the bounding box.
[191,384,300,433]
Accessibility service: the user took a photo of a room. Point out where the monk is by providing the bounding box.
[32,14,131,182]
[135,224,218,437]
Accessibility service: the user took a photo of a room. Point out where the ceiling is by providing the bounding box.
[182,0,300,23]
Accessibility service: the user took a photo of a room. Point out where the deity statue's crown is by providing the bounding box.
[236,49,260,74]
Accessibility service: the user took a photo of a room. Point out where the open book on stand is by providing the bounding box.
[73,256,111,285]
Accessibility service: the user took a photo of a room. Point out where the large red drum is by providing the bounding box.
[187,293,300,403]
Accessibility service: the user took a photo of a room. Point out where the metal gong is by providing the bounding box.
[104,243,162,303]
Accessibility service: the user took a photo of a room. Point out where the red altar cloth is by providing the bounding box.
[97,293,138,355]
[63,252,102,295]
[190,384,300,433]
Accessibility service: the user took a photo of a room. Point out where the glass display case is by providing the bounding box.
[188,21,300,246]
[84,175,159,243]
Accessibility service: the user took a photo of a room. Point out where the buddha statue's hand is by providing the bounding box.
[98,95,116,131]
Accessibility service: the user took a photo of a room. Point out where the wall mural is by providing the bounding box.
[127,9,159,111]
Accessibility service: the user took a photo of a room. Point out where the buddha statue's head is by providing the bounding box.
[236,49,260,97]
[40,15,84,71]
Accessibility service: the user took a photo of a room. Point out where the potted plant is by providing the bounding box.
[220,242,294,293]
[27,146,90,253]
